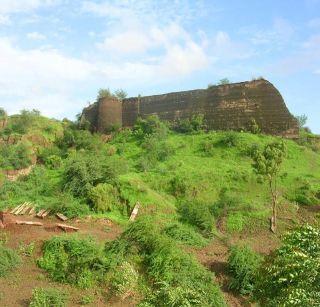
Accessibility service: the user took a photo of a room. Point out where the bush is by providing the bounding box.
[172,114,206,133]
[168,175,189,198]
[228,245,262,295]
[134,115,168,141]
[0,245,21,277]
[226,213,246,233]
[255,225,320,306]
[47,193,90,218]
[0,141,33,170]
[29,288,68,307]
[217,131,241,147]
[105,218,226,306]
[109,261,139,299]
[178,201,215,236]
[163,222,208,247]
[38,236,107,288]
[88,183,120,213]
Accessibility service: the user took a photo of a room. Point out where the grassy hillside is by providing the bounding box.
[0,113,319,306]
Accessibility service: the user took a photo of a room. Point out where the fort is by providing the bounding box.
[81,79,299,138]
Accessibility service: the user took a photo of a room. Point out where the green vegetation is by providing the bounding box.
[228,245,262,295]
[29,288,68,307]
[0,110,320,305]
[255,225,320,306]
[0,245,21,277]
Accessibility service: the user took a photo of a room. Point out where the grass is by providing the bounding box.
[0,245,21,277]
[29,288,68,307]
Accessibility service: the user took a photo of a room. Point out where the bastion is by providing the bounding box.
[81,79,299,138]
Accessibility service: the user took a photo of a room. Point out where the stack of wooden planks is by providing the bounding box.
[10,202,36,215]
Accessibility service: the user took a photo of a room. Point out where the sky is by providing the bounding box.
[0,0,319,132]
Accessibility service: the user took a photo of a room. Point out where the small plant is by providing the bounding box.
[252,141,287,232]
[163,222,208,247]
[88,183,120,213]
[19,241,35,257]
[226,213,246,233]
[228,245,262,295]
[0,233,8,245]
[0,245,21,277]
[80,294,95,305]
[178,201,215,236]
[110,261,139,300]
[29,288,68,307]
[172,114,206,134]
[217,131,241,147]
[247,118,261,134]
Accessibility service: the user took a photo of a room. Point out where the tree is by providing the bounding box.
[252,141,286,233]
[0,108,7,118]
[97,88,113,100]
[114,89,128,101]
[296,114,308,129]
[218,78,230,85]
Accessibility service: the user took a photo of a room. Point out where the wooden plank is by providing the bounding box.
[129,202,140,221]
[56,213,68,221]
[56,224,79,232]
[21,205,31,215]
[36,209,45,218]
[41,210,51,218]
[15,203,28,215]
[28,207,36,215]
[11,203,24,214]
[16,221,43,226]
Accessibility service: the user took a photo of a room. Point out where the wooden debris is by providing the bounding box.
[10,204,24,214]
[56,213,68,221]
[129,202,140,221]
[28,207,36,215]
[21,203,32,215]
[41,210,51,218]
[13,203,27,215]
[56,224,79,232]
[36,209,46,218]
[16,221,43,226]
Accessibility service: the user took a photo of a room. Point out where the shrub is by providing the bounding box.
[0,245,21,277]
[46,193,90,218]
[217,131,241,147]
[105,218,226,306]
[255,225,320,306]
[88,183,120,213]
[134,115,168,141]
[163,222,208,247]
[109,261,139,299]
[228,245,262,295]
[45,155,62,169]
[247,118,261,134]
[178,201,215,236]
[168,175,189,198]
[172,114,206,133]
[226,213,246,233]
[38,236,107,288]
[29,288,68,307]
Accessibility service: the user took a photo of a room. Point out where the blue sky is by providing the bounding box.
[0,0,319,132]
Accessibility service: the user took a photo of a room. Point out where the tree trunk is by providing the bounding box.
[269,181,277,233]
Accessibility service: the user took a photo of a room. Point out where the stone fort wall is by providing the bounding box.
[81,79,299,137]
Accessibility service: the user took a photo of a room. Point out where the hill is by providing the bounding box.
[0,112,319,306]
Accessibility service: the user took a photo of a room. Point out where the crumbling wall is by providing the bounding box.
[82,79,299,137]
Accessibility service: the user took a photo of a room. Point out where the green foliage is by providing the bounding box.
[63,153,125,199]
[38,236,107,289]
[228,245,262,295]
[163,222,208,247]
[0,141,33,170]
[19,242,35,257]
[29,288,68,307]
[172,114,206,133]
[4,109,41,134]
[217,131,241,147]
[0,108,7,119]
[288,179,320,205]
[109,261,139,299]
[178,200,215,236]
[88,183,120,213]
[247,118,261,134]
[218,78,230,85]
[0,245,21,277]
[226,213,246,233]
[97,88,113,100]
[296,114,308,128]
[80,294,95,305]
[255,225,320,306]
[105,218,226,306]
[114,89,128,100]
[134,115,169,141]
[168,175,189,198]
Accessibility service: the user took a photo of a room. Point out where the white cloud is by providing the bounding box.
[27,31,46,40]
